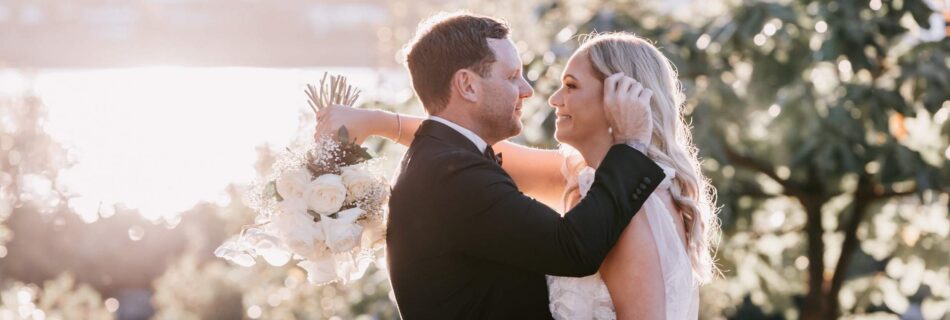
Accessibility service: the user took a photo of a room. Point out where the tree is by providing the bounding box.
[507,0,949,318]
[0,92,72,248]
[0,87,117,319]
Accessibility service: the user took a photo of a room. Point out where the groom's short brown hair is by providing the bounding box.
[404,12,509,114]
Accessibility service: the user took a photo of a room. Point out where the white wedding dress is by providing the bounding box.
[546,164,699,319]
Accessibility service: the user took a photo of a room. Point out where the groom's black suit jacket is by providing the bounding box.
[387,120,665,319]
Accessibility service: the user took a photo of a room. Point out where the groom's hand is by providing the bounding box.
[603,73,653,149]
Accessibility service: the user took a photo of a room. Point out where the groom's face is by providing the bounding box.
[473,38,533,141]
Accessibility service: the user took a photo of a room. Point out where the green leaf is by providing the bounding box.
[358,147,373,161]
[307,210,321,222]
[338,126,350,144]
[266,180,283,201]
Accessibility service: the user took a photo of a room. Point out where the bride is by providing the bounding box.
[316,32,718,319]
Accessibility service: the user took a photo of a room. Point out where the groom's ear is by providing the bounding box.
[452,69,480,103]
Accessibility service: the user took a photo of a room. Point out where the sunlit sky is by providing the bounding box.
[23,67,408,222]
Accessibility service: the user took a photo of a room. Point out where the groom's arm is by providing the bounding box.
[446,144,665,276]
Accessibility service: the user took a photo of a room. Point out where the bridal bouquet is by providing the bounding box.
[215,74,389,285]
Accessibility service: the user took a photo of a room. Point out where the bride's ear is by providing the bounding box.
[452,69,480,103]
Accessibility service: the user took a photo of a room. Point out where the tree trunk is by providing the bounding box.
[799,195,830,320]
[823,175,894,319]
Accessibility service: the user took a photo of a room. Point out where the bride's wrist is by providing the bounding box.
[371,110,400,142]
[614,132,651,153]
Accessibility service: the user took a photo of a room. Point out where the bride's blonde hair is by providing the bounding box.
[561,32,720,284]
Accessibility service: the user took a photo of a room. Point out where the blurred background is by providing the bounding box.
[0,0,948,319]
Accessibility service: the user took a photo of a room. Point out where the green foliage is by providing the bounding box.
[0,274,112,320]
[0,94,73,252]
[152,254,397,319]
[506,0,949,318]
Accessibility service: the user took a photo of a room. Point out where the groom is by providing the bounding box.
[387,12,664,319]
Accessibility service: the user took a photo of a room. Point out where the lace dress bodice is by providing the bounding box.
[546,164,699,319]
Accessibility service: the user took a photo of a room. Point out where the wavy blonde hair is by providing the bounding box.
[561,32,720,284]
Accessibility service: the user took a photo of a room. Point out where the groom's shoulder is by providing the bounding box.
[407,137,504,178]
[410,136,484,163]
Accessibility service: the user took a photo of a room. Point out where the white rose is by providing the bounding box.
[322,207,364,253]
[276,198,307,218]
[340,166,377,202]
[276,167,311,200]
[324,222,363,253]
[336,207,363,223]
[272,199,324,256]
[305,174,347,215]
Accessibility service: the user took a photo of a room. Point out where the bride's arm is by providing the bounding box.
[314,106,423,145]
[492,142,565,210]
[314,106,567,209]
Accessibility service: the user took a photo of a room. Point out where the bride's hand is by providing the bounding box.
[603,73,654,147]
[314,104,379,144]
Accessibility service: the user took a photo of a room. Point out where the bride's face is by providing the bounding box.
[548,50,611,146]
